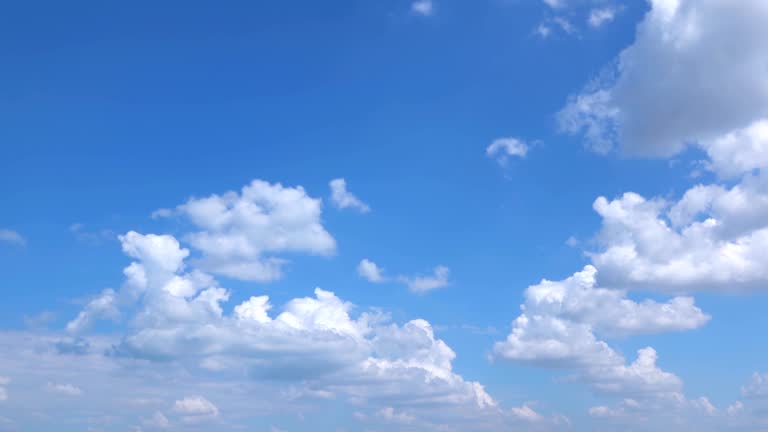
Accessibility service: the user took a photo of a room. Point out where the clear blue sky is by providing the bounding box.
[1,1,767,431]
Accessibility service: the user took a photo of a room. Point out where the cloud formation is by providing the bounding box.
[154,180,336,282]
[0,229,25,246]
[560,0,768,162]
[494,266,706,396]
[329,178,370,213]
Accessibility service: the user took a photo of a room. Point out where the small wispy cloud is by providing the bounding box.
[398,265,450,294]
[46,382,82,396]
[330,178,370,213]
[486,137,529,166]
[588,7,616,27]
[0,229,26,246]
[358,259,386,283]
[411,0,434,17]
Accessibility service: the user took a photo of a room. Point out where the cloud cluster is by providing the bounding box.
[62,232,500,430]
[154,180,336,282]
[589,174,768,292]
[560,0,768,164]
[494,266,706,397]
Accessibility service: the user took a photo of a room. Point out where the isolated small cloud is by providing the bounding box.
[358,259,385,283]
[0,229,25,246]
[46,382,82,396]
[486,137,529,166]
[588,7,616,27]
[399,266,450,294]
[173,396,219,423]
[411,0,434,16]
[330,178,370,213]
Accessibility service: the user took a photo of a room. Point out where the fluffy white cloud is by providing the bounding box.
[0,229,25,246]
[62,232,497,429]
[703,120,768,178]
[329,178,370,213]
[590,178,768,292]
[398,266,450,294]
[154,180,336,282]
[494,266,704,397]
[46,382,82,396]
[486,137,528,166]
[411,0,433,16]
[560,0,768,165]
[357,259,385,283]
[173,396,219,422]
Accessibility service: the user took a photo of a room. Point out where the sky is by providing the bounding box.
[1,0,768,431]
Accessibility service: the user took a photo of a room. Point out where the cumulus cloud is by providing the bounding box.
[0,229,25,246]
[560,0,768,163]
[153,179,336,282]
[62,232,498,428]
[486,137,529,166]
[398,266,450,294]
[357,259,385,283]
[173,396,219,422]
[329,178,370,213]
[589,177,768,292]
[494,266,705,396]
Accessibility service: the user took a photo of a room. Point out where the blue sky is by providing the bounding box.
[2,0,768,431]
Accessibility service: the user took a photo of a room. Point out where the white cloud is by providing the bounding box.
[61,232,497,428]
[703,120,768,178]
[154,179,336,282]
[742,372,768,398]
[727,401,744,416]
[46,382,82,396]
[494,266,705,397]
[510,404,544,422]
[542,0,565,9]
[0,229,25,246]
[398,266,450,294]
[173,396,219,422]
[357,259,385,283]
[589,177,768,292]
[560,0,768,161]
[329,178,370,213]
[66,288,119,334]
[536,23,552,38]
[588,7,616,27]
[486,137,529,166]
[411,0,434,16]
[142,411,170,429]
[377,406,415,424]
